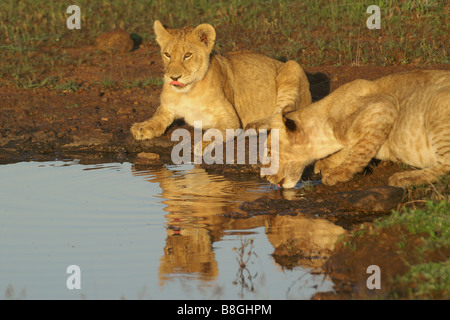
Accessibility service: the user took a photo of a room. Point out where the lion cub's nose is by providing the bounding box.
[170,75,182,81]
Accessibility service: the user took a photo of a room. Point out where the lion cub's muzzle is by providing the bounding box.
[169,75,186,88]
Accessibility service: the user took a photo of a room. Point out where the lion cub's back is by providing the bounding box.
[224,52,284,125]
[379,70,450,167]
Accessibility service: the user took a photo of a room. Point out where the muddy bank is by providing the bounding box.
[314,222,450,300]
[1,44,448,163]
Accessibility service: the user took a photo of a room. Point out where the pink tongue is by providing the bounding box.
[170,80,185,87]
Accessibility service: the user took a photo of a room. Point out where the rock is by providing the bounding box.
[96,28,134,53]
[335,186,404,212]
[134,152,160,166]
[62,133,113,148]
[116,107,132,115]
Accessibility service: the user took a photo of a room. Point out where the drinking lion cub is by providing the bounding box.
[251,70,450,188]
[131,20,311,141]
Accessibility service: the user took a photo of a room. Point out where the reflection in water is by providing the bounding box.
[131,164,345,289]
[266,215,345,270]
[132,164,269,285]
[1,160,344,299]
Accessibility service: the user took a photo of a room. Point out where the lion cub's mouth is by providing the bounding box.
[169,80,186,88]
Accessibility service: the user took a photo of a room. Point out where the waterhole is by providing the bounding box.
[0,159,344,299]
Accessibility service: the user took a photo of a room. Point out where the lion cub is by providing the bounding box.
[130,20,311,141]
[253,70,450,188]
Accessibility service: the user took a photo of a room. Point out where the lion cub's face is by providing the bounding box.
[261,113,313,189]
[154,20,216,93]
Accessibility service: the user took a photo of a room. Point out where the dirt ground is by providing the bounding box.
[0,42,448,299]
[1,42,448,164]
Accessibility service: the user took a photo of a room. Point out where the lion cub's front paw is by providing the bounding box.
[130,122,157,141]
[314,159,328,174]
[321,168,353,186]
[321,172,339,186]
[388,171,417,188]
[245,118,271,131]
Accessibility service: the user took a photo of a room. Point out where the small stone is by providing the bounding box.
[134,152,160,165]
[116,107,132,115]
[335,186,404,212]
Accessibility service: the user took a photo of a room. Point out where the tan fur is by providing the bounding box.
[252,70,450,188]
[130,20,311,140]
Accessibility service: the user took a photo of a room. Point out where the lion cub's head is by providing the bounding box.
[154,20,216,93]
[259,110,314,189]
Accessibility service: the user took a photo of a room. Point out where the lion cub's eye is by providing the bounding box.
[183,52,193,60]
[164,52,171,59]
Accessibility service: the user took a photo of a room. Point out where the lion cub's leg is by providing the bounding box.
[314,149,349,174]
[321,94,398,185]
[274,60,312,113]
[245,61,311,131]
[389,90,450,187]
[131,106,175,140]
[388,164,450,187]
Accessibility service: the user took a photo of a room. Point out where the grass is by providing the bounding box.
[400,174,450,210]
[392,260,450,299]
[346,200,450,252]
[340,200,450,299]
[0,0,448,89]
[375,200,450,250]
[54,80,82,92]
[123,77,165,89]
[232,237,258,298]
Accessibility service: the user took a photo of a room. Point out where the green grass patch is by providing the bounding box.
[0,1,447,88]
[375,200,450,251]
[372,200,448,298]
[392,260,450,299]
[123,77,165,89]
[334,200,449,299]
[0,0,448,64]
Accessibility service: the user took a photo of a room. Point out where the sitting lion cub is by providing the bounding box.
[131,20,311,141]
[252,70,450,188]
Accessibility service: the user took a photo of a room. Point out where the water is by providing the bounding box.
[0,160,344,299]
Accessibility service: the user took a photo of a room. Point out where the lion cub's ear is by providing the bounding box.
[154,20,171,47]
[283,113,307,145]
[191,23,216,52]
